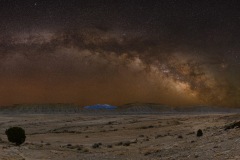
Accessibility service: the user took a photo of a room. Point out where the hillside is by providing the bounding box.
[0,103,239,114]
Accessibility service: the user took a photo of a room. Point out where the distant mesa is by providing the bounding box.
[0,103,82,114]
[120,102,173,113]
[84,104,117,110]
[175,105,239,113]
[0,103,239,114]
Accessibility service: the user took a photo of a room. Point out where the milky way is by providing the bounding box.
[0,1,240,107]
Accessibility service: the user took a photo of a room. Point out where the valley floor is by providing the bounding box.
[0,113,239,160]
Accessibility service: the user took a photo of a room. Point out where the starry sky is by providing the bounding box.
[0,0,240,107]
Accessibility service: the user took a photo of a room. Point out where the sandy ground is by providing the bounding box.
[0,113,240,160]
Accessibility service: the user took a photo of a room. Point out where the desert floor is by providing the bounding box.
[0,113,239,160]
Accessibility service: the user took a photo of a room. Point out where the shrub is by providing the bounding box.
[178,135,183,139]
[122,141,131,146]
[196,129,203,137]
[107,144,112,148]
[92,143,100,148]
[5,127,26,146]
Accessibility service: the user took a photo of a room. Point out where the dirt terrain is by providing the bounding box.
[0,113,240,160]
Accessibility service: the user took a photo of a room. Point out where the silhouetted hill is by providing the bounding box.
[175,105,240,113]
[119,103,174,114]
[0,104,82,114]
[0,103,239,114]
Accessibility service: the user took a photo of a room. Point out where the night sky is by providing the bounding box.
[0,0,240,107]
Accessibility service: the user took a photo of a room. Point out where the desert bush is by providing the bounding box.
[92,143,100,148]
[107,144,112,148]
[196,129,203,137]
[5,127,26,145]
[178,135,183,139]
[155,134,163,139]
[144,151,151,156]
[115,141,123,146]
[82,148,89,152]
[122,141,131,146]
